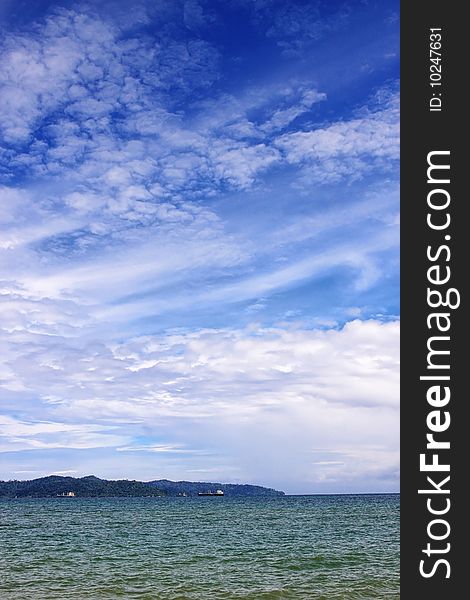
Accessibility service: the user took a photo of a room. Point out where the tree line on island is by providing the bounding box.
[0,475,285,498]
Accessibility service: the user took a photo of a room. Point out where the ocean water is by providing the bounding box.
[0,494,399,599]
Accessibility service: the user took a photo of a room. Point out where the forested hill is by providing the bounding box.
[148,479,285,497]
[0,476,164,498]
[0,476,285,498]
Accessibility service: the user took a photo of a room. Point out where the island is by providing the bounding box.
[0,475,285,498]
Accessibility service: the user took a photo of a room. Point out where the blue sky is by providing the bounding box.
[0,0,399,494]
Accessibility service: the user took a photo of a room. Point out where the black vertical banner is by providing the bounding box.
[401,2,465,598]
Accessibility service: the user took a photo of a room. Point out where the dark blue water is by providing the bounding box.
[0,494,399,599]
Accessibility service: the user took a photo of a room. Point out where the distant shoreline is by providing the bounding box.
[0,475,399,498]
[0,475,285,498]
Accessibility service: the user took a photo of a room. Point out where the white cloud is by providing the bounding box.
[260,89,327,132]
[0,319,399,491]
[0,312,399,490]
[210,141,281,189]
[3,320,400,416]
[116,443,208,454]
[275,92,399,182]
[0,415,127,452]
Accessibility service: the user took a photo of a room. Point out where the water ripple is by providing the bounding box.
[0,495,399,599]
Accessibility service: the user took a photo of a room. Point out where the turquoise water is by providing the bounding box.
[0,494,399,599]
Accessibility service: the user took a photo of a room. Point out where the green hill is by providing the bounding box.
[0,475,163,498]
[0,475,285,498]
[148,479,284,497]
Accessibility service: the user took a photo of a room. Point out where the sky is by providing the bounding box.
[0,0,399,494]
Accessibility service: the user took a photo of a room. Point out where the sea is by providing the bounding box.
[0,494,399,599]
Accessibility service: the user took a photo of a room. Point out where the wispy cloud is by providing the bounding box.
[0,415,127,452]
[275,90,399,183]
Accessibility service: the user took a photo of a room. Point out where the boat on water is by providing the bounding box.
[198,489,224,496]
[56,491,76,497]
